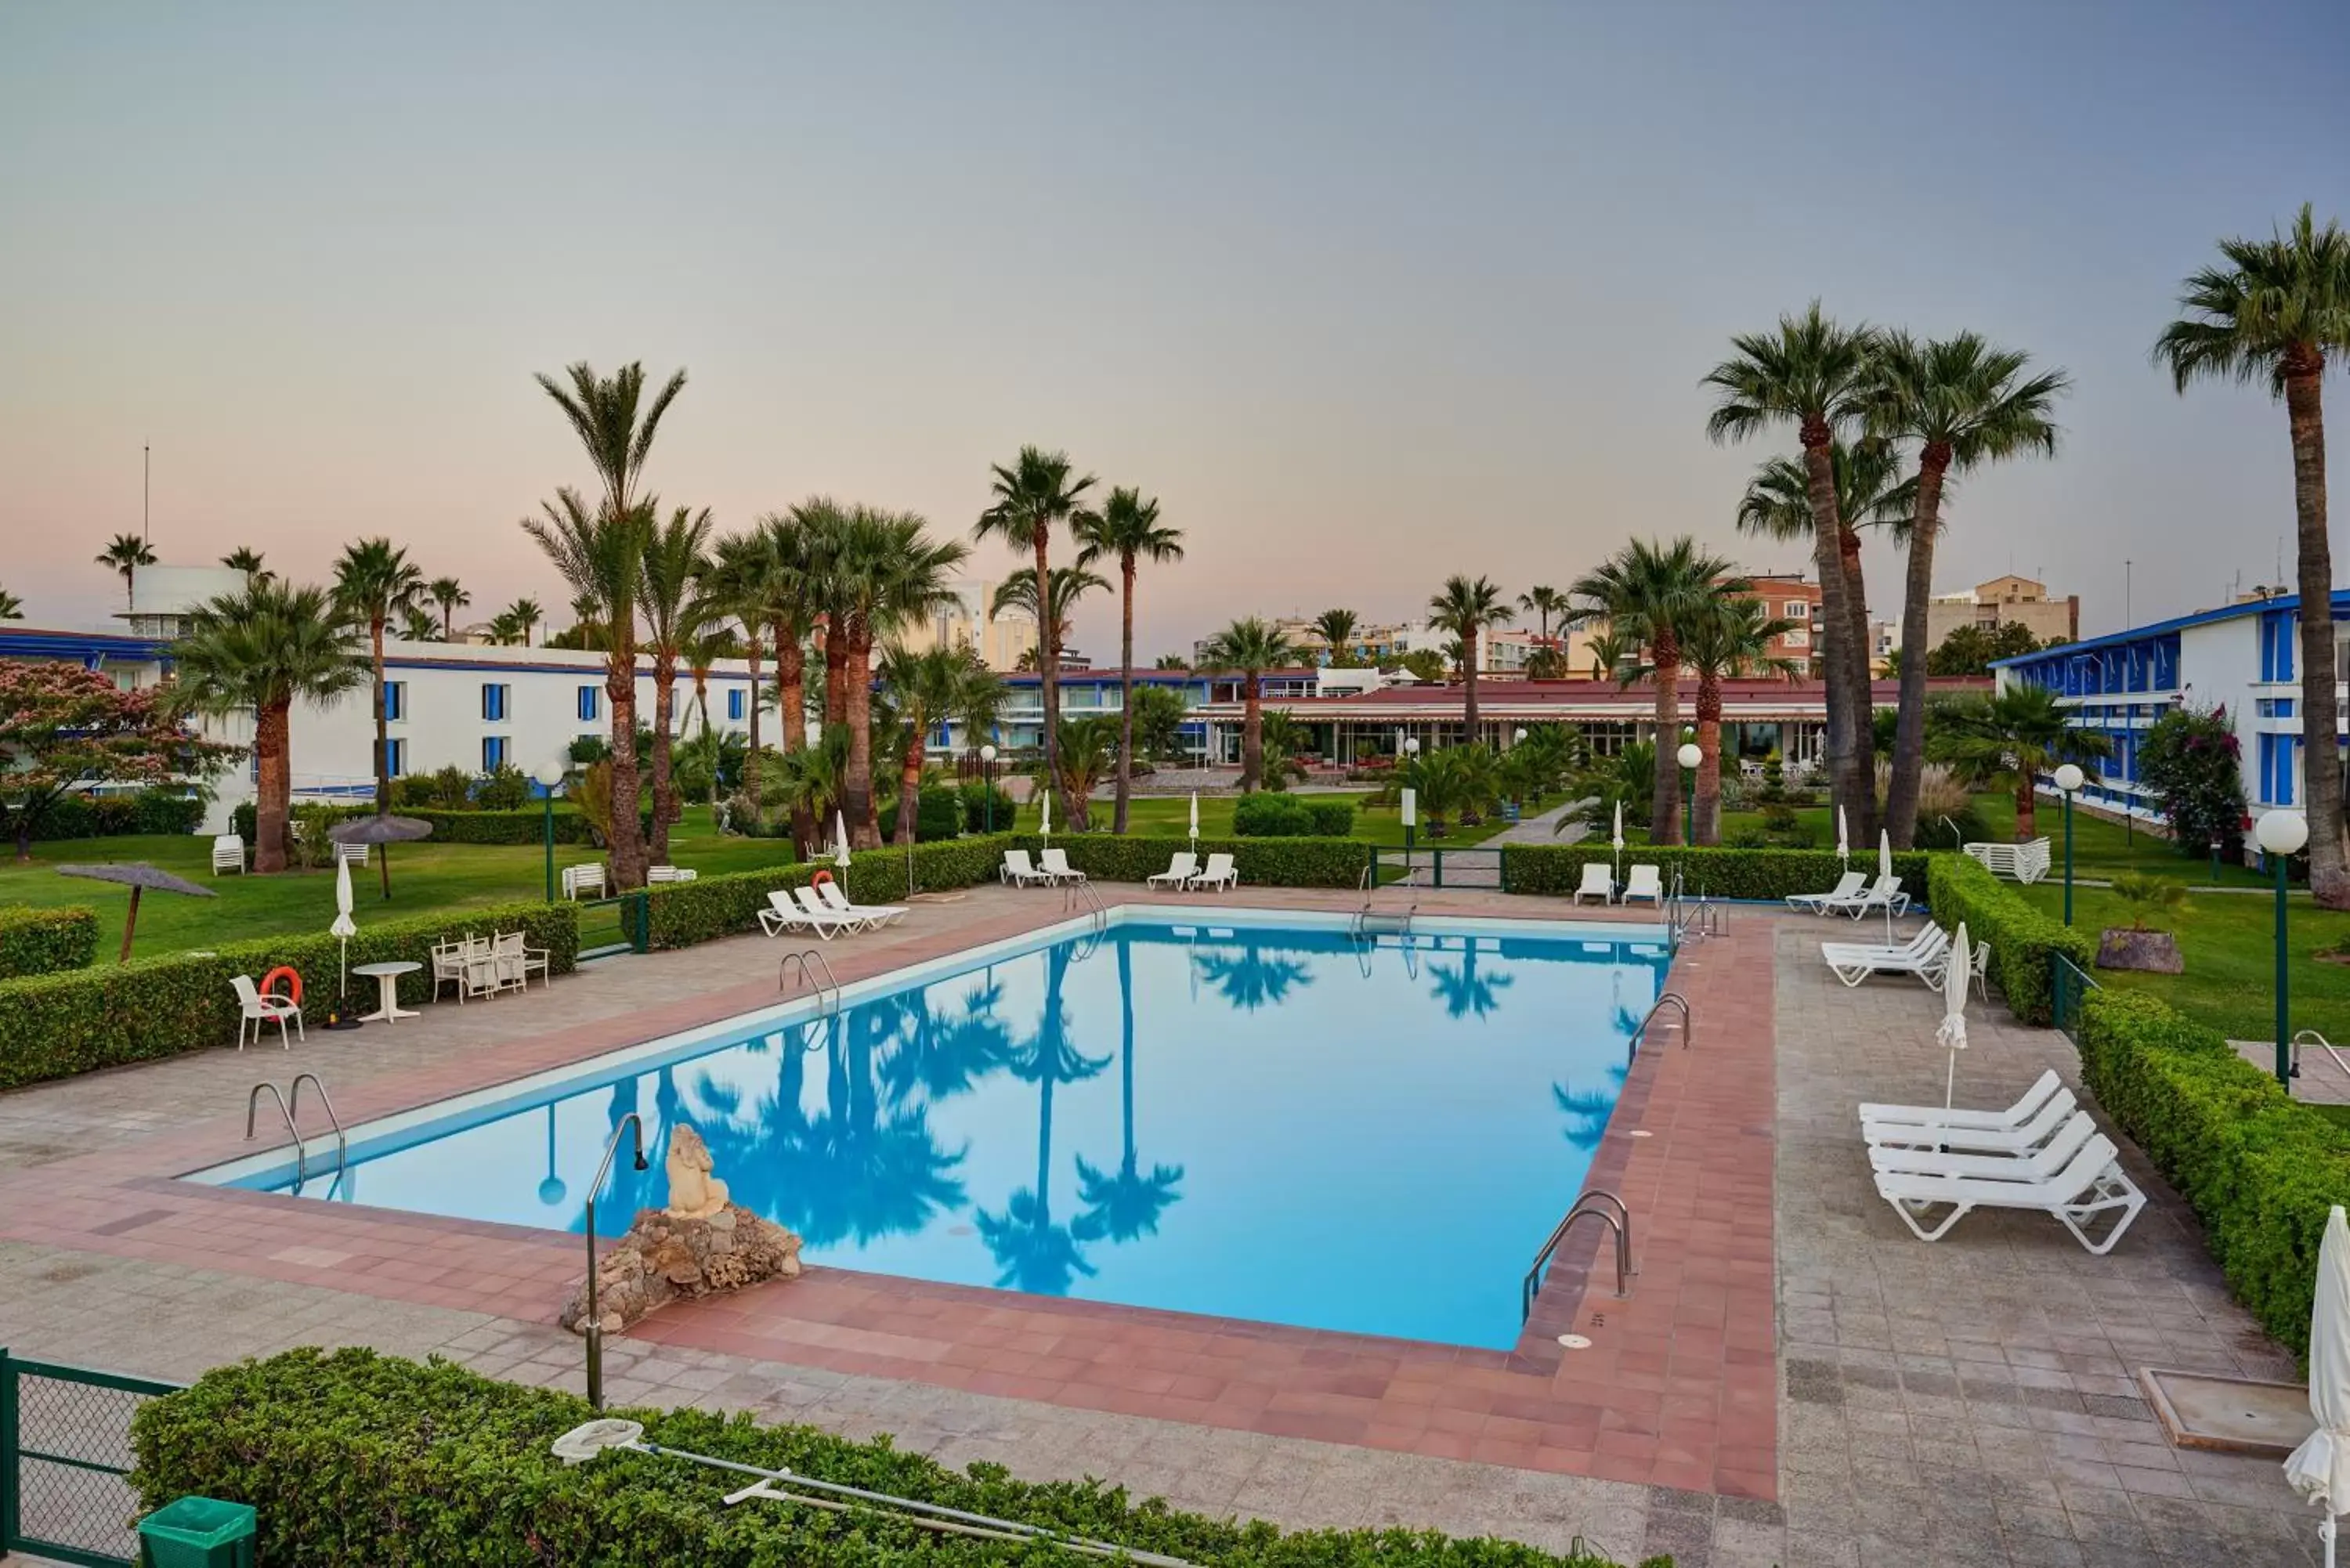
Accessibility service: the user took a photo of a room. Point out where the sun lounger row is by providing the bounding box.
[1963,838,2052,885]
[1820,922,1989,995]
[1569,863,1663,905]
[1787,871,1909,919]
[1001,848,1097,886]
[1001,848,1241,892]
[757,882,906,941]
[1857,1074,2145,1254]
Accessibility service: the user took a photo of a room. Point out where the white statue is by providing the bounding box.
[663,1123,730,1219]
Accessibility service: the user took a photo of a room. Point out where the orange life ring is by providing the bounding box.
[809,869,834,887]
[260,966,302,1007]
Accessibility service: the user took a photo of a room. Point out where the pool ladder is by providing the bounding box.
[1062,876,1108,930]
[244,1072,348,1194]
[778,948,842,1013]
[1632,992,1692,1053]
[1350,862,1416,941]
[1523,1190,1633,1320]
[2294,1029,2350,1082]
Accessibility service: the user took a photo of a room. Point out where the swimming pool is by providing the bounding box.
[191,910,1670,1349]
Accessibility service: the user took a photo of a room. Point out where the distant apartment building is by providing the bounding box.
[1726,573,1824,673]
[891,578,1039,670]
[1925,574,2079,650]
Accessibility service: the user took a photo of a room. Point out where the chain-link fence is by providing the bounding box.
[2,1349,183,1567]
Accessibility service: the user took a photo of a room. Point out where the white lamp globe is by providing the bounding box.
[1676,742,1703,770]
[2257,810,2310,858]
[980,744,996,763]
[1405,737,1421,755]
[2052,764,2084,793]
[533,758,568,790]
[1513,727,1528,742]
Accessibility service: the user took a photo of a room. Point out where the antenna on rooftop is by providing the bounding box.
[142,444,150,543]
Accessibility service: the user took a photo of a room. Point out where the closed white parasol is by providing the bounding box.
[1838,804,1849,866]
[833,811,851,869]
[2287,1205,2350,1568]
[1938,922,1970,1109]
[331,852,357,1002]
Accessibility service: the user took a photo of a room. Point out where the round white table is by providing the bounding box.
[352,959,422,1024]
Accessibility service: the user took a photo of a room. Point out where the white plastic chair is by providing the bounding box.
[1147,852,1198,889]
[232,974,304,1049]
[332,840,368,869]
[1620,865,1663,906]
[647,865,698,883]
[211,835,246,875]
[1787,871,1865,914]
[1571,863,1614,905]
[1001,850,1052,887]
[1039,847,1086,885]
[757,889,812,937]
[561,864,606,900]
[1822,923,1950,988]
[494,930,550,991]
[1188,853,1238,891]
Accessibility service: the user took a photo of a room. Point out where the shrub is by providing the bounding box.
[1232,793,1316,836]
[878,784,963,844]
[30,789,206,841]
[1307,797,1356,836]
[1502,844,1931,905]
[1925,852,2093,1026]
[2077,988,2350,1360]
[394,766,476,810]
[2138,703,2248,863]
[0,905,99,977]
[129,1349,1643,1568]
[958,782,1017,834]
[1021,834,1372,888]
[0,901,577,1092]
[473,763,533,810]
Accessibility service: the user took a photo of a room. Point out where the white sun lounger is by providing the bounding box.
[1964,838,2053,885]
[1571,863,1614,905]
[1861,1070,2063,1131]
[1843,873,1911,920]
[1039,847,1086,885]
[1188,852,1238,891]
[815,880,906,927]
[1621,864,1663,906]
[1148,852,1198,889]
[1875,1133,2146,1253]
[1001,849,1053,887]
[790,885,870,938]
[1787,871,1866,914]
[1864,1087,2081,1156]
[757,889,814,937]
[1869,1108,2099,1183]
[1823,924,1950,988]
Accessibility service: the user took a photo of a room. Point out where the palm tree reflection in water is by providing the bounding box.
[1076,941,1185,1246]
[977,945,1111,1294]
[1428,943,1512,1021]
[1190,937,1314,1012]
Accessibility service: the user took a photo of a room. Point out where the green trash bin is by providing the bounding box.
[136,1495,256,1568]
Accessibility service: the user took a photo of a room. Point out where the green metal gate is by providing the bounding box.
[576,890,651,962]
[2052,952,2099,1046]
[0,1349,183,1566]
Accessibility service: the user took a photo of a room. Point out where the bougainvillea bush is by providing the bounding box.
[2135,703,2247,864]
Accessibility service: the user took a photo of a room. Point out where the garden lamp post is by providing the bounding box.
[2256,807,2308,1086]
[534,757,569,904]
[2053,764,2084,925]
[1676,740,1702,847]
[1402,736,1421,862]
[980,744,996,833]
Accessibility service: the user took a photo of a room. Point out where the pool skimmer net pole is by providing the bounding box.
[550,1420,1198,1566]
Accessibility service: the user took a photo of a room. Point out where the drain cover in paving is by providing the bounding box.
[2140,1367,2314,1457]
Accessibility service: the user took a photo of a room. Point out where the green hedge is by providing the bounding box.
[1019,833,1373,888]
[1502,844,1931,905]
[0,901,578,1092]
[34,789,208,841]
[0,905,100,978]
[2077,988,2350,1360]
[1232,793,1356,837]
[230,801,649,847]
[1925,853,2093,1026]
[129,1349,1650,1568]
[642,836,1016,948]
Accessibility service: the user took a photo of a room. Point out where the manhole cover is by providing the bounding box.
[2140,1367,2312,1457]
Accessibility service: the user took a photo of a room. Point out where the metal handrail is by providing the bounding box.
[2295,1028,2350,1082]
[778,948,841,1012]
[583,1113,649,1410]
[1061,876,1107,928]
[1633,992,1692,1051]
[287,1072,348,1186]
[244,1082,308,1190]
[1522,1189,1634,1318]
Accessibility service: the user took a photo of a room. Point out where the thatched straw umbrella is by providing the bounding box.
[328,813,435,899]
[56,862,216,962]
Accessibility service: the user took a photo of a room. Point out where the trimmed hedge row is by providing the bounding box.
[34,789,208,841]
[1925,853,2092,1026]
[2077,988,2350,1360]
[642,836,1018,948]
[0,901,578,1092]
[230,801,651,847]
[1502,844,1931,905]
[1018,833,1373,888]
[0,905,100,978]
[1231,793,1357,837]
[129,1349,1650,1568]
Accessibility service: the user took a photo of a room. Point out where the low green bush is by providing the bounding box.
[1232,793,1316,836]
[1502,844,1930,905]
[0,905,100,977]
[878,784,963,844]
[958,781,1016,834]
[2077,988,2350,1360]
[230,801,647,847]
[0,901,577,1092]
[31,789,206,840]
[129,1349,1649,1568]
[1925,853,2093,1026]
[1020,833,1372,888]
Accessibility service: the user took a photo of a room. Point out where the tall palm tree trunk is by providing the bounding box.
[1885,446,1950,849]
[2287,359,2349,907]
[844,627,879,848]
[1694,675,1724,846]
[649,656,678,863]
[1035,533,1063,823]
[1115,556,1136,834]
[776,628,813,853]
[1241,678,1263,791]
[739,630,763,818]
[1463,623,1480,742]
[822,620,849,727]
[1650,630,1682,844]
[605,646,645,889]
[1801,425,1867,841]
[897,723,925,847]
[255,699,291,874]
[1841,526,1877,819]
[2015,775,2037,841]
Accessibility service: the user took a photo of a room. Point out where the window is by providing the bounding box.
[482,683,509,721]
[727,688,745,722]
[384,737,407,778]
[2259,698,2297,719]
[483,735,510,771]
[1784,601,1810,619]
[2259,733,2299,807]
[577,685,600,722]
[1784,627,1810,648]
[382,681,406,721]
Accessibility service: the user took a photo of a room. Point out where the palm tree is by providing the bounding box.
[706,530,776,815]
[975,447,1096,826]
[1570,538,1733,844]
[638,505,714,862]
[1198,617,1298,791]
[485,610,524,645]
[2157,205,2350,905]
[331,537,425,826]
[991,565,1106,659]
[1869,331,2070,848]
[1524,645,1569,680]
[1704,304,1882,842]
[534,360,687,524]
[96,534,154,609]
[1426,574,1514,742]
[877,644,989,845]
[1931,685,2111,841]
[395,605,437,641]
[220,547,269,583]
[169,580,367,873]
[427,576,468,639]
[524,490,656,887]
[1074,486,1184,834]
[1075,942,1184,1248]
[1679,591,1800,844]
[1037,717,1117,828]
[502,597,546,647]
[1735,439,1918,682]
[0,587,27,620]
[1519,585,1567,648]
[1311,608,1359,663]
[1583,627,1636,682]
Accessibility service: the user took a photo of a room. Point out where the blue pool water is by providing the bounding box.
[199,916,1668,1349]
